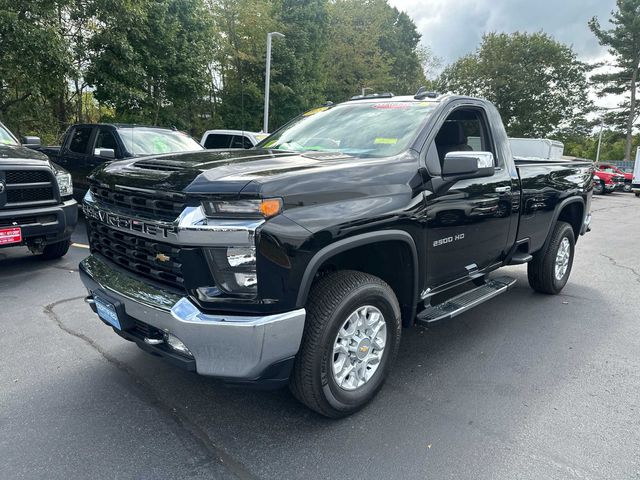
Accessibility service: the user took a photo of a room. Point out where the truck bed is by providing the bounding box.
[515,159,593,253]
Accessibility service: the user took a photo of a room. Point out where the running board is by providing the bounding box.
[416,276,517,325]
[508,253,533,265]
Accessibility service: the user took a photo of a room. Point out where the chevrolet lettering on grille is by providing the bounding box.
[83,204,178,240]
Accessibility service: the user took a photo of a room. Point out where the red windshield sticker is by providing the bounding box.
[372,103,410,109]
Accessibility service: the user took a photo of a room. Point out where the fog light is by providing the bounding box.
[164,333,193,357]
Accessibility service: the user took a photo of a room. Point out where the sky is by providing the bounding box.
[388,0,616,66]
[388,0,619,110]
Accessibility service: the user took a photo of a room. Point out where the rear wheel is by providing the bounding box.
[39,239,71,260]
[290,270,401,418]
[527,221,575,294]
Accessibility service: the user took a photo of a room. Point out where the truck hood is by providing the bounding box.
[0,144,50,164]
[89,148,418,200]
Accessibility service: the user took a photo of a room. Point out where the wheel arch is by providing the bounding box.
[542,197,585,251]
[296,231,419,327]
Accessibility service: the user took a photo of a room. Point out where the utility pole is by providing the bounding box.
[263,32,285,134]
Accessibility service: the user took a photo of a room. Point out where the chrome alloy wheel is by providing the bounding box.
[332,305,387,391]
[555,237,571,280]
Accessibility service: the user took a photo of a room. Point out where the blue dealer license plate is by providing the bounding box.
[94,296,121,330]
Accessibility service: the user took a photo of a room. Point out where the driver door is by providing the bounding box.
[423,105,515,288]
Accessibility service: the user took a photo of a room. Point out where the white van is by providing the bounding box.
[632,147,640,197]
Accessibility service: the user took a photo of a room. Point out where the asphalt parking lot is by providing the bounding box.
[1,192,639,480]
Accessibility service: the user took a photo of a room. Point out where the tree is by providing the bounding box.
[322,0,427,103]
[589,0,640,161]
[207,0,277,131]
[86,0,215,132]
[437,32,592,138]
[269,0,329,129]
[0,0,72,139]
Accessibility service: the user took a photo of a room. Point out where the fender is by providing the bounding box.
[541,196,585,251]
[295,230,420,325]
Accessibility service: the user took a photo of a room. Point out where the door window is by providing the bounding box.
[68,127,92,154]
[204,134,232,149]
[434,108,496,166]
[230,135,253,149]
[94,129,120,157]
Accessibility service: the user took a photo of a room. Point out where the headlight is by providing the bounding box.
[201,246,257,298]
[201,198,282,218]
[56,172,73,197]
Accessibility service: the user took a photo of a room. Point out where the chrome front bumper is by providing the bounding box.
[79,255,305,380]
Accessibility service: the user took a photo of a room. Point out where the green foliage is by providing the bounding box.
[86,0,215,133]
[322,0,427,103]
[0,0,72,138]
[437,32,592,138]
[589,0,640,160]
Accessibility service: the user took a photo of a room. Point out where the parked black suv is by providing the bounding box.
[79,93,593,417]
[0,122,77,259]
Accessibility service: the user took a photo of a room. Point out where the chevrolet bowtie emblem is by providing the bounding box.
[155,253,171,262]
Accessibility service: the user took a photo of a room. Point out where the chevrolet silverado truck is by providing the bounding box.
[0,122,77,258]
[79,92,593,417]
[42,123,203,202]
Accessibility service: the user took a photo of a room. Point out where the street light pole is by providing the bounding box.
[596,120,604,163]
[263,32,285,134]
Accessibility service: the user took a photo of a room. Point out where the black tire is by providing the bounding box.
[635,192,640,198]
[623,184,632,192]
[527,221,575,294]
[39,239,71,260]
[593,181,604,195]
[289,270,401,418]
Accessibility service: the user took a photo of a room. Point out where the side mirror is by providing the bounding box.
[442,151,495,181]
[95,148,115,159]
[21,136,41,148]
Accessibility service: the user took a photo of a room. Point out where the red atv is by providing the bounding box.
[593,167,626,195]
[596,163,633,192]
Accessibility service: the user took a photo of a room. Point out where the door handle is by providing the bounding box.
[495,186,511,193]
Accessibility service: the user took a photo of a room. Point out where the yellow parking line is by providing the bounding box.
[72,243,90,249]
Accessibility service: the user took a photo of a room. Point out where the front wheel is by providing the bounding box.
[593,181,604,195]
[290,270,401,418]
[527,221,575,294]
[39,239,71,260]
[623,183,632,192]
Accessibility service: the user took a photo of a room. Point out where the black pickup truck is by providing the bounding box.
[42,123,203,202]
[78,93,593,417]
[0,122,77,259]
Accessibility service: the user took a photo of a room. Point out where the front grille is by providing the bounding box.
[88,219,185,291]
[1,167,56,208]
[5,170,51,184]
[7,186,54,203]
[89,184,185,221]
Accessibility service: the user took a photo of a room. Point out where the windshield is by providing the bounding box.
[117,127,203,156]
[258,101,437,157]
[0,124,18,146]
